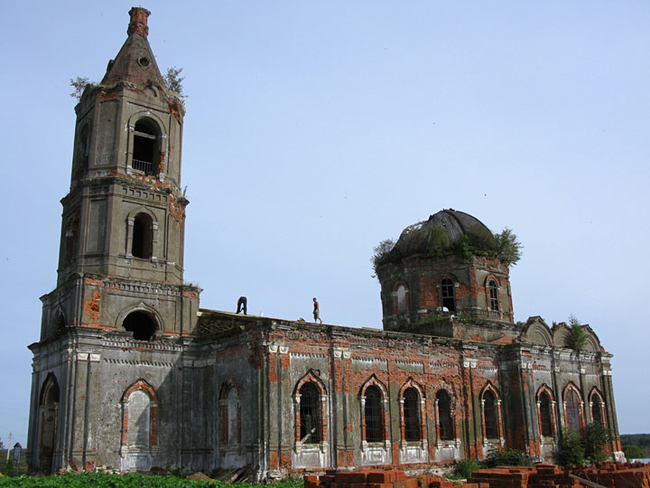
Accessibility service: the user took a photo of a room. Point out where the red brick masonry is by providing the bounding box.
[305,463,650,488]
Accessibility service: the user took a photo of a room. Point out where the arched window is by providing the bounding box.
[365,385,384,443]
[437,389,454,441]
[132,213,153,259]
[122,311,157,341]
[299,383,321,444]
[591,392,605,426]
[221,386,241,445]
[127,390,151,448]
[441,278,456,312]
[64,210,80,264]
[539,391,553,437]
[39,374,59,473]
[121,380,159,454]
[488,279,499,311]
[403,387,420,441]
[132,119,160,176]
[565,388,582,433]
[483,390,499,439]
[395,284,408,314]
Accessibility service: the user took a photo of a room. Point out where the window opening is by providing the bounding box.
[132,120,159,175]
[64,211,80,264]
[396,284,407,314]
[483,390,498,439]
[365,386,383,443]
[132,213,153,259]
[123,311,157,341]
[591,395,603,426]
[437,389,454,440]
[441,278,456,312]
[488,279,499,311]
[404,387,420,441]
[299,383,321,443]
[566,389,582,433]
[540,392,553,437]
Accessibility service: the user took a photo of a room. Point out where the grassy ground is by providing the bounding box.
[0,472,305,488]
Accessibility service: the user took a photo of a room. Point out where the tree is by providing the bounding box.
[558,428,585,466]
[371,239,395,277]
[70,76,92,100]
[585,422,610,463]
[164,67,186,102]
[496,227,522,266]
[623,444,644,460]
[567,315,587,350]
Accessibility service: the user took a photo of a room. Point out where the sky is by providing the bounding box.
[1,1,649,448]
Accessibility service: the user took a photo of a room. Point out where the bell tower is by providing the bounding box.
[60,7,186,287]
[39,7,200,342]
[28,8,200,472]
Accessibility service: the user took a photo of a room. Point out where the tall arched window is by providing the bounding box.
[591,392,605,426]
[565,388,582,433]
[403,387,420,441]
[441,278,456,312]
[132,213,153,259]
[121,380,159,454]
[488,279,499,311]
[127,390,151,448]
[539,391,553,437]
[132,119,160,176]
[437,389,454,441]
[365,386,383,443]
[483,390,498,439]
[299,382,321,444]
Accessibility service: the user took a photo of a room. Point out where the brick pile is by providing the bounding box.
[304,463,650,488]
[469,462,650,488]
[304,470,483,488]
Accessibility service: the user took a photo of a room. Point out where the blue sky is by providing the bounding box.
[1,1,649,447]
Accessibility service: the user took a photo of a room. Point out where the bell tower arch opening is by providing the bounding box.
[131,118,161,176]
[122,311,158,341]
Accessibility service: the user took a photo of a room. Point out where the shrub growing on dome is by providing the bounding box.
[372,226,521,278]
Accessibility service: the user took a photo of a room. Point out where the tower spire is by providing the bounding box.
[100,7,166,90]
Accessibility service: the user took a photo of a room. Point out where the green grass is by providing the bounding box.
[0,472,305,488]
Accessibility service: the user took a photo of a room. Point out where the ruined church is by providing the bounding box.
[27,8,623,478]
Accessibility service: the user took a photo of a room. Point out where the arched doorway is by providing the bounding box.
[39,374,59,472]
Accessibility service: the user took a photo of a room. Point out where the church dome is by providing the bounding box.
[393,209,492,257]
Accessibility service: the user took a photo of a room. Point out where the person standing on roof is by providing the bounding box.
[313,297,322,324]
[237,296,247,315]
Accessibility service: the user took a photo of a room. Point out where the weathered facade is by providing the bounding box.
[27,8,622,479]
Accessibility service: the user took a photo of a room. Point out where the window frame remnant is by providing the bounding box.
[299,382,321,444]
[436,389,454,441]
[488,279,499,311]
[565,386,583,433]
[440,277,456,312]
[364,385,384,443]
[403,387,421,442]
